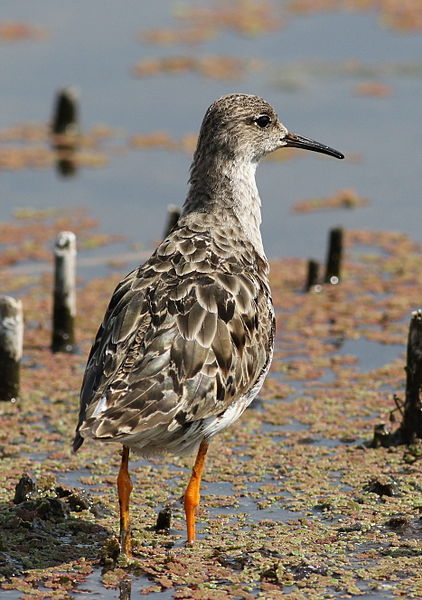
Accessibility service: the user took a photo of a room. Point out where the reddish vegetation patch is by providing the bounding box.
[354,81,394,97]
[129,132,198,154]
[140,0,282,47]
[292,189,369,213]
[0,21,49,42]
[141,26,217,46]
[0,209,123,268]
[174,0,282,36]
[132,55,262,81]
[0,124,122,172]
[286,0,422,32]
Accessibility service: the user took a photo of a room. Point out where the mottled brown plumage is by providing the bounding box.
[74,212,274,455]
[73,94,343,550]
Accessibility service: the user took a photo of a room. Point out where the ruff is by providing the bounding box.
[73,94,344,552]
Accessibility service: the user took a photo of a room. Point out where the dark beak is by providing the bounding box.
[284,132,344,160]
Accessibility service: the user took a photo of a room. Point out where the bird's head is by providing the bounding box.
[196,93,344,163]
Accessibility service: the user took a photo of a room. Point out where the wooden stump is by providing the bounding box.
[305,259,320,292]
[51,231,77,353]
[401,309,422,442]
[52,87,79,136]
[324,227,343,284]
[51,88,79,177]
[0,296,23,402]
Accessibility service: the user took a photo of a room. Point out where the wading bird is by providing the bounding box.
[73,94,343,554]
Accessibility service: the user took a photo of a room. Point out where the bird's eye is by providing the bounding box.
[254,115,271,128]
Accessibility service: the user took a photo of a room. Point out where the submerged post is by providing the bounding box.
[0,297,23,402]
[52,231,77,353]
[400,310,422,443]
[324,226,343,284]
[163,205,181,239]
[51,87,80,177]
[52,87,79,136]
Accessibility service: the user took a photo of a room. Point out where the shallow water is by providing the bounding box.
[335,337,404,372]
[1,1,422,263]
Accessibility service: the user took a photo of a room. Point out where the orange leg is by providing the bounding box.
[117,445,132,555]
[184,439,209,544]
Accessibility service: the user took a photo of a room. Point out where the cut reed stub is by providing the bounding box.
[305,259,320,292]
[51,87,80,137]
[0,296,23,402]
[401,309,422,443]
[52,231,77,353]
[324,226,343,285]
[155,506,172,532]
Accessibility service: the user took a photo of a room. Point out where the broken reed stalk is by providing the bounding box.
[305,259,320,292]
[324,226,343,284]
[52,231,77,353]
[0,296,23,402]
[400,309,422,443]
[163,205,181,239]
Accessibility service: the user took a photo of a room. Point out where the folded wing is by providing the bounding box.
[74,228,273,449]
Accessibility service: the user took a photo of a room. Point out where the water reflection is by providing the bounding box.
[119,578,131,600]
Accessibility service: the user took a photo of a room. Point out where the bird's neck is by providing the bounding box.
[183,154,265,257]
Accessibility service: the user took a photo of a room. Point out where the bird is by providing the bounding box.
[73,94,344,554]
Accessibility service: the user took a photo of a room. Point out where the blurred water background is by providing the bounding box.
[1,0,421,264]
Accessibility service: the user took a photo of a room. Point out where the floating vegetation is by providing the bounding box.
[286,0,422,33]
[13,207,62,220]
[0,123,126,173]
[0,21,49,43]
[0,123,49,143]
[128,54,422,89]
[0,123,123,147]
[140,0,281,47]
[0,208,122,268]
[141,26,217,46]
[134,54,422,89]
[129,131,197,154]
[140,0,421,48]
[272,59,422,92]
[132,54,262,81]
[292,189,369,213]
[354,81,393,97]
[174,0,282,36]
[0,145,108,171]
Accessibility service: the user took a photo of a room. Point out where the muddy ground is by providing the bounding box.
[0,212,421,599]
